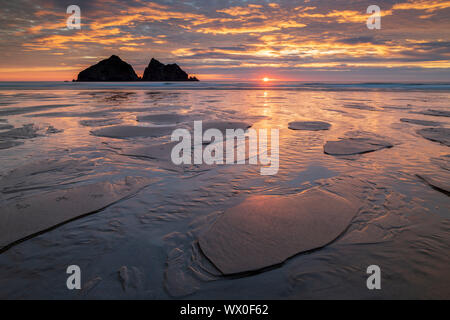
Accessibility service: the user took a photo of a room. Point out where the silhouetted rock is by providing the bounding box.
[142,58,198,81]
[77,55,139,81]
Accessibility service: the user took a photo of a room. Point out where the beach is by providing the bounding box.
[0,81,449,299]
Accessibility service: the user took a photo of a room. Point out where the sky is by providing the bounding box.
[0,0,449,81]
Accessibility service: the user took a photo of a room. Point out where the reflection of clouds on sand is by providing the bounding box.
[417,127,450,147]
[417,173,450,195]
[198,182,362,275]
[324,131,393,156]
[79,118,123,127]
[164,176,450,298]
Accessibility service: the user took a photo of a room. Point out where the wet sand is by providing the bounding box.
[0,87,449,299]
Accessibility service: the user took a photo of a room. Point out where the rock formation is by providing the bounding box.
[76,55,139,81]
[76,56,199,82]
[142,58,198,81]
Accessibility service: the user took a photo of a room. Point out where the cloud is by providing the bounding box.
[0,0,449,80]
[217,4,264,16]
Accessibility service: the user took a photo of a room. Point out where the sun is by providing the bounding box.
[262,77,270,82]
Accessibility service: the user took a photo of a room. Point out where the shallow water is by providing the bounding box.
[0,84,449,299]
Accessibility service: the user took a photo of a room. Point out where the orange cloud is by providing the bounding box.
[217,4,263,16]
[21,1,210,53]
[0,66,80,81]
[298,9,393,23]
[297,60,450,69]
[173,35,430,69]
[393,0,450,12]
[0,66,78,72]
[4,0,449,81]
[197,25,287,35]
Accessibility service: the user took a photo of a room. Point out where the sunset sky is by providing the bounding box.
[0,0,449,81]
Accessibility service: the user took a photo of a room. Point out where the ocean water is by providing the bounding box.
[0,82,449,299]
[1,81,450,91]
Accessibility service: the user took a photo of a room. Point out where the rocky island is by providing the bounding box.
[76,55,198,82]
[76,55,139,82]
[142,58,198,81]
